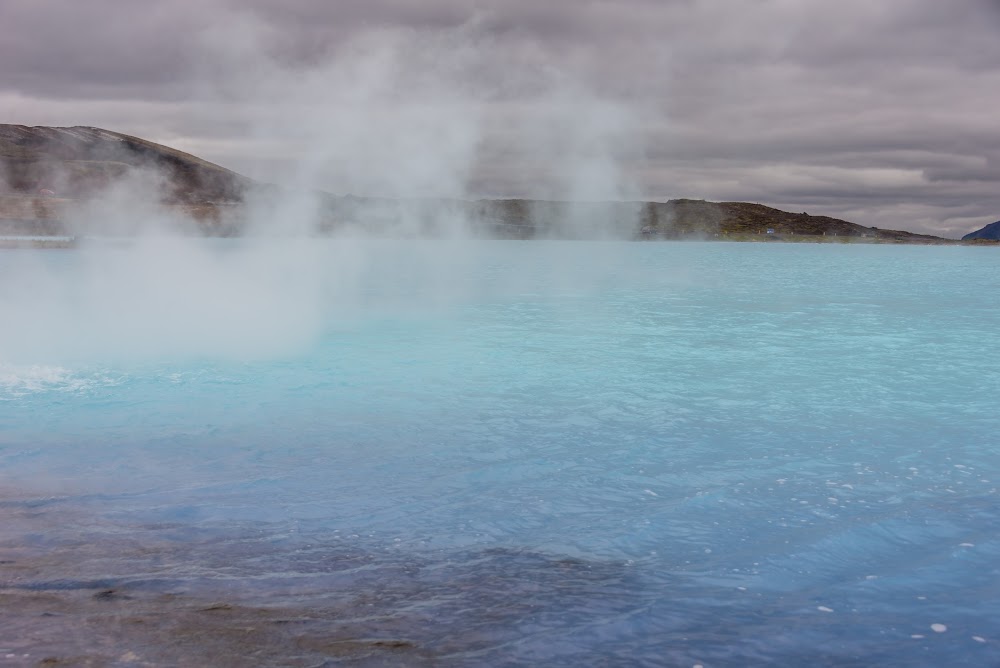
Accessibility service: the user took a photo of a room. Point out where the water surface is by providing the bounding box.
[1,241,998,666]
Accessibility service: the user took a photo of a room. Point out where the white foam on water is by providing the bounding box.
[931,624,948,633]
[0,364,80,395]
[0,363,118,398]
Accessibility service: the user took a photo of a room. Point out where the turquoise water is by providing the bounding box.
[2,241,999,665]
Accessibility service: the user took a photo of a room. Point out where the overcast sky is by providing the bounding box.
[3,0,999,236]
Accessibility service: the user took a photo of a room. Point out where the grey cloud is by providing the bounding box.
[2,0,999,236]
[0,0,211,100]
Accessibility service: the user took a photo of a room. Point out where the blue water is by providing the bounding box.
[2,241,999,666]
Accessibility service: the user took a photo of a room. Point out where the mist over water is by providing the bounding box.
[0,236,644,367]
[2,14,652,367]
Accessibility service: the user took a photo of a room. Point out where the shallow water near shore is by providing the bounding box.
[2,240,999,666]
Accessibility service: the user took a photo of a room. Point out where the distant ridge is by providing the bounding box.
[962,221,1000,241]
[0,124,962,244]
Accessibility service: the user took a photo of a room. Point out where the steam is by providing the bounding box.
[190,11,646,230]
[0,11,647,367]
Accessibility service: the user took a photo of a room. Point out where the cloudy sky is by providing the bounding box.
[3,0,999,237]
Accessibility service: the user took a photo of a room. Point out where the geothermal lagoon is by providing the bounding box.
[1,240,999,666]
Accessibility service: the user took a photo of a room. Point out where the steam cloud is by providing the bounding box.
[0,13,647,366]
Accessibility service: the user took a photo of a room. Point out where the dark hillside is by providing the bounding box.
[0,124,254,203]
[962,221,1000,241]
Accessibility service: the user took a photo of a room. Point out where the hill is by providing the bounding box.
[0,124,960,244]
[0,124,255,203]
[962,221,1000,241]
